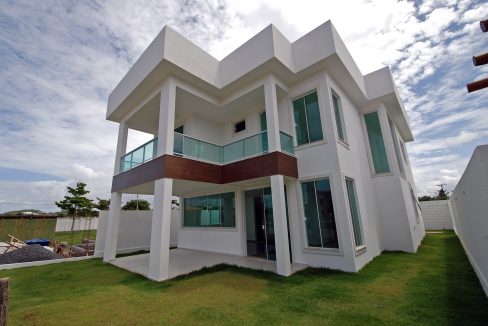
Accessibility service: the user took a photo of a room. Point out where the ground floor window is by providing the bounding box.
[345,178,364,247]
[301,178,339,249]
[183,192,235,227]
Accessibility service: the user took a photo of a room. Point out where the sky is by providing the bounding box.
[0,0,488,213]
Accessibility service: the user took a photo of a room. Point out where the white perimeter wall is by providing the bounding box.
[95,209,180,257]
[56,217,98,232]
[450,145,488,296]
[419,200,453,230]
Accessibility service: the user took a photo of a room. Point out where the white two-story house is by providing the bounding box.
[102,21,425,281]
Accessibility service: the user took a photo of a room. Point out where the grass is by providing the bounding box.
[53,230,97,246]
[0,218,56,242]
[1,232,487,325]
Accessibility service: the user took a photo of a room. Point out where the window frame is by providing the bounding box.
[331,89,348,145]
[388,116,406,177]
[291,90,325,147]
[182,192,237,229]
[362,110,392,176]
[234,119,246,134]
[298,175,342,252]
[344,177,365,249]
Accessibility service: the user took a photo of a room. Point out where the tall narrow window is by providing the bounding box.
[332,92,346,142]
[409,187,420,224]
[345,178,364,247]
[364,111,390,173]
[259,112,268,152]
[301,178,339,249]
[293,91,323,146]
[260,112,267,131]
[399,140,409,165]
[388,117,405,176]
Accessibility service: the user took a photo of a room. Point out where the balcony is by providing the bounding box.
[120,131,294,173]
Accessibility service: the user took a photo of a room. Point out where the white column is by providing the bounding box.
[103,192,122,262]
[148,79,176,281]
[148,178,174,281]
[157,78,176,155]
[264,76,281,152]
[114,122,128,174]
[235,188,247,256]
[271,175,292,276]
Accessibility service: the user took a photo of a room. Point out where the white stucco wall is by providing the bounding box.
[95,209,180,257]
[419,200,453,230]
[56,217,98,232]
[450,145,488,296]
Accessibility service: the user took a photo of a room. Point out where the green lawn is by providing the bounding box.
[53,230,97,246]
[1,232,487,325]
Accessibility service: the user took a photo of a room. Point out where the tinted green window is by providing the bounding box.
[301,179,339,249]
[293,91,323,145]
[260,112,267,131]
[332,93,346,141]
[345,178,363,247]
[364,112,390,173]
[183,192,235,227]
[388,117,405,175]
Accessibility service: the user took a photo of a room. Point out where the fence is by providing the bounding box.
[419,200,454,230]
[55,217,98,232]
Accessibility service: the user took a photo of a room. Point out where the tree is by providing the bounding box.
[122,199,150,210]
[436,185,449,200]
[418,195,435,202]
[94,197,110,210]
[55,182,94,240]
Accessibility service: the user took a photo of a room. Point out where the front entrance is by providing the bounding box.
[245,188,276,260]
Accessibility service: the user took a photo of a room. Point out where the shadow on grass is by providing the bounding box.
[444,233,488,325]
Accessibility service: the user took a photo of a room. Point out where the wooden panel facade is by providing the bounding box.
[111,152,298,192]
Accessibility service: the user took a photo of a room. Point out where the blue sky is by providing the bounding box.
[0,0,487,212]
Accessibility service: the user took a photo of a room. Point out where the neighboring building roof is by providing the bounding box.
[108,20,413,141]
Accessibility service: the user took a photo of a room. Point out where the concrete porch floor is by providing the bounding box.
[110,248,308,280]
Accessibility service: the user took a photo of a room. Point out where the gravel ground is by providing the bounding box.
[0,244,62,265]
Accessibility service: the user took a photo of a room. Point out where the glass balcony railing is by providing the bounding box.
[120,137,158,172]
[120,131,294,173]
[280,131,294,155]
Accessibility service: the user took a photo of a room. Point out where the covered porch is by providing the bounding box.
[111,248,308,279]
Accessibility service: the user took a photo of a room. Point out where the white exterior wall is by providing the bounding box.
[176,187,245,256]
[95,209,179,257]
[419,200,453,230]
[326,75,384,270]
[450,145,488,296]
[284,72,356,272]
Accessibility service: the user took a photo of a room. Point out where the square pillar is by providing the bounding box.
[114,122,128,174]
[271,175,292,276]
[264,76,281,152]
[148,178,174,281]
[103,192,122,262]
[157,78,176,155]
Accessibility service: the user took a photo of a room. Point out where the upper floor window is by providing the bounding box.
[234,120,246,133]
[293,91,324,146]
[364,111,390,174]
[332,91,347,143]
[388,117,405,176]
[399,140,409,165]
